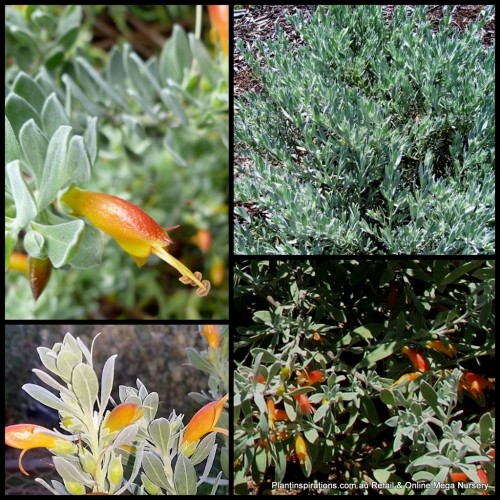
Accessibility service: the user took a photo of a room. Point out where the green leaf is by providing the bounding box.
[41,93,70,137]
[19,119,48,188]
[64,135,92,186]
[159,25,192,85]
[189,34,217,87]
[38,125,72,211]
[56,349,82,380]
[160,89,188,124]
[142,452,172,490]
[149,418,171,458]
[5,92,41,137]
[12,71,47,114]
[69,225,103,268]
[440,261,485,285]
[357,341,402,369]
[84,116,99,164]
[23,230,45,258]
[420,381,443,418]
[99,354,117,419]
[5,116,20,165]
[190,432,216,466]
[479,412,493,444]
[5,231,18,271]
[53,457,94,487]
[62,74,102,116]
[185,347,214,373]
[72,363,99,414]
[22,383,68,413]
[142,392,159,423]
[31,220,84,268]
[6,160,38,228]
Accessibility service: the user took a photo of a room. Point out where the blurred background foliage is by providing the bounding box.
[4,324,214,426]
[5,5,228,319]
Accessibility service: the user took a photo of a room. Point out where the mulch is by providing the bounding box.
[234,5,495,98]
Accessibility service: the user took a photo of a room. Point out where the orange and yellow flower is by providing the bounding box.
[427,340,457,358]
[294,394,316,415]
[459,371,494,407]
[297,369,326,386]
[181,394,228,455]
[295,434,308,464]
[103,402,144,433]
[61,187,210,296]
[401,345,430,373]
[390,372,422,388]
[8,252,29,272]
[5,424,77,476]
[207,5,229,56]
[200,325,220,350]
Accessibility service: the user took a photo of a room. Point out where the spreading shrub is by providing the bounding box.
[234,260,495,495]
[235,5,495,254]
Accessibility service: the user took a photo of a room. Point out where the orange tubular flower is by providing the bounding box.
[5,424,77,476]
[297,369,326,386]
[295,434,309,464]
[294,394,316,415]
[8,252,29,272]
[207,5,229,56]
[104,402,144,433]
[200,325,220,349]
[401,345,430,373]
[449,467,489,494]
[459,371,494,406]
[60,187,210,297]
[427,340,457,358]
[181,394,229,453]
[249,373,266,384]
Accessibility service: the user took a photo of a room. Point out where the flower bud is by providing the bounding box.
[29,256,52,301]
[107,454,123,491]
[64,479,86,495]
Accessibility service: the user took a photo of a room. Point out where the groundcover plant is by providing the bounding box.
[234,5,495,255]
[5,5,229,319]
[5,328,229,495]
[234,260,495,495]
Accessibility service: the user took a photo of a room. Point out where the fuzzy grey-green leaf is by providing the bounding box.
[72,363,99,414]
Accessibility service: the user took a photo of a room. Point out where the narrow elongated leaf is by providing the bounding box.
[99,354,117,419]
[38,125,72,211]
[52,457,94,486]
[22,383,68,413]
[19,119,48,187]
[148,418,171,458]
[5,116,20,165]
[72,363,99,414]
